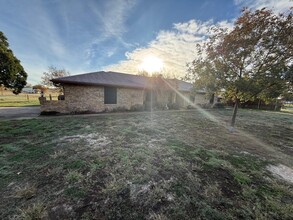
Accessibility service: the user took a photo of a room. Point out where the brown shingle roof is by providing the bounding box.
[51,71,192,92]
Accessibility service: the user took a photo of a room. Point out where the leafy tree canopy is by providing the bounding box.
[186,8,293,127]
[41,66,70,88]
[0,31,27,94]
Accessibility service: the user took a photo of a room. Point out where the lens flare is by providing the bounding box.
[138,55,164,74]
[160,77,292,164]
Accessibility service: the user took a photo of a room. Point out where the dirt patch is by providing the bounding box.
[59,133,111,149]
[267,164,293,184]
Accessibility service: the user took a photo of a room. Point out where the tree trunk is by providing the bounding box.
[258,99,261,109]
[274,99,278,111]
[231,98,239,128]
[209,93,215,104]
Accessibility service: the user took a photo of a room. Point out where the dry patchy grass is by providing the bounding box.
[0,109,292,219]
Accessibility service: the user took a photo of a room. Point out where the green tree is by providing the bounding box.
[186,56,219,104]
[0,31,27,94]
[41,66,70,88]
[187,8,293,128]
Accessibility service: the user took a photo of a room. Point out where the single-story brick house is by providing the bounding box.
[39,71,208,114]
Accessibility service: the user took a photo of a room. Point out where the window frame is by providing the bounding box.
[104,86,117,104]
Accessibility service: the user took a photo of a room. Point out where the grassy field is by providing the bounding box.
[0,109,292,219]
[282,104,293,113]
[0,90,59,107]
[0,94,40,107]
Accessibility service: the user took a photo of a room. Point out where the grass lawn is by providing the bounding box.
[0,91,40,107]
[0,94,40,107]
[0,100,40,107]
[0,109,292,219]
[282,107,293,114]
[0,90,58,107]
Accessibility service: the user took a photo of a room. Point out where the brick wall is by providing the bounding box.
[40,84,205,114]
[194,93,208,105]
[105,87,144,111]
[40,100,68,113]
[40,84,144,113]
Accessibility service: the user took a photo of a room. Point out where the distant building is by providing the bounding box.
[22,87,35,93]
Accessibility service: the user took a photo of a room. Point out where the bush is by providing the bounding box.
[130,104,144,112]
[212,102,225,109]
[112,106,127,112]
[40,111,59,115]
[155,103,169,110]
[58,95,64,100]
[104,106,127,112]
[168,103,180,110]
[198,103,212,109]
[72,110,96,114]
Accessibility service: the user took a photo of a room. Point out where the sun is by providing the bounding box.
[138,55,164,75]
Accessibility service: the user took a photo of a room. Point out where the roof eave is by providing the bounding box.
[51,79,192,92]
[51,80,150,90]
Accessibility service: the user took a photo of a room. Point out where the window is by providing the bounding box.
[104,87,117,104]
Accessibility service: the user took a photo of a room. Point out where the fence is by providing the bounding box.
[0,92,59,106]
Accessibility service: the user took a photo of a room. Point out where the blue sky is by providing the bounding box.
[0,0,292,84]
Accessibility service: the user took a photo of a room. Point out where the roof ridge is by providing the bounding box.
[54,71,148,80]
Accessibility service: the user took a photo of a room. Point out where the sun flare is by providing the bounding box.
[138,55,164,74]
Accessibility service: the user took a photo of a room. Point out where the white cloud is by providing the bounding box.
[103,0,291,80]
[103,19,233,78]
[89,0,137,46]
[174,20,213,35]
[107,50,116,57]
[234,0,292,13]
[2,0,138,84]
[84,0,138,66]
